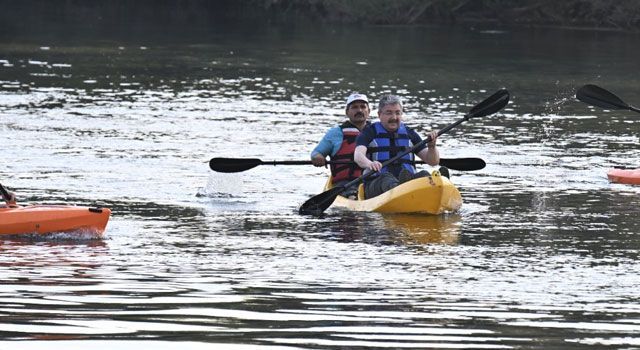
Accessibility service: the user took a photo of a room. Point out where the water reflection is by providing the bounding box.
[2,23,640,349]
[381,213,461,245]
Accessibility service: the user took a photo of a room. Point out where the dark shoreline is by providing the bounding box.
[1,0,639,35]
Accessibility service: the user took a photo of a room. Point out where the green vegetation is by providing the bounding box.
[257,0,640,30]
[2,0,640,32]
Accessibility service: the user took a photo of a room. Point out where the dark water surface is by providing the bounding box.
[1,23,639,349]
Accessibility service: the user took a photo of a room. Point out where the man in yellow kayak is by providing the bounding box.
[354,94,441,199]
[310,92,371,198]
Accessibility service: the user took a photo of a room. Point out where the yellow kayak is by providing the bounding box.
[324,170,462,215]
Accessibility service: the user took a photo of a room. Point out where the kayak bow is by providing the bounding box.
[607,168,640,185]
[0,205,111,236]
[324,169,462,215]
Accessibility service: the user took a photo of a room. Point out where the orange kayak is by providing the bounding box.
[607,168,640,185]
[0,205,111,236]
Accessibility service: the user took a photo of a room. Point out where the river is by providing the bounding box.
[1,22,639,349]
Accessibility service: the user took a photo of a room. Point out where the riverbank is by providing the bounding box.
[276,0,640,31]
[1,0,639,34]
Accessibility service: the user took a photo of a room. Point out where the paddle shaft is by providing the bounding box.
[209,156,485,172]
[244,160,457,166]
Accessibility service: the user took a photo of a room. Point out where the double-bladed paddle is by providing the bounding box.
[576,84,640,113]
[298,88,510,216]
[209,157,486,172]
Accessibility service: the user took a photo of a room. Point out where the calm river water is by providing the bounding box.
[1,23,639,349]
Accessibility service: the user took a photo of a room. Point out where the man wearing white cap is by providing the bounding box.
[310,92,371,198]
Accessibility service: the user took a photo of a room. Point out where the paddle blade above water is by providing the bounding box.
[209,157,262,173]
[467,89,510,119]
[299,186,345,216]
[439,157,486,171]
[576,84,630,110]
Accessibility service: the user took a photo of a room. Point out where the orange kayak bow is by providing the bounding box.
[0,205,111,236]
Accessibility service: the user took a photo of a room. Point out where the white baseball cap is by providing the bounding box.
[345,93,369,108]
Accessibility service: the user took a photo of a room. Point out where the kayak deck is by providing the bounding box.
[607,168,640,185]
[326,170,462,215]
[0,205,111,236]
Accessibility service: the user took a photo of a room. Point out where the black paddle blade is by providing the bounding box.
[467,89,510,119]
[576,84,630,110]
[209,157,262,173]
[299,186,345,216]
[439,158,486,171]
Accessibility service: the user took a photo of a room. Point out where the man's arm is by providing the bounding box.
[415,130,439,166]
[354,126,382,171]
[310,127,341,166]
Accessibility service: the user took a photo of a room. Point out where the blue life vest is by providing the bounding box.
[366,122,415,178]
